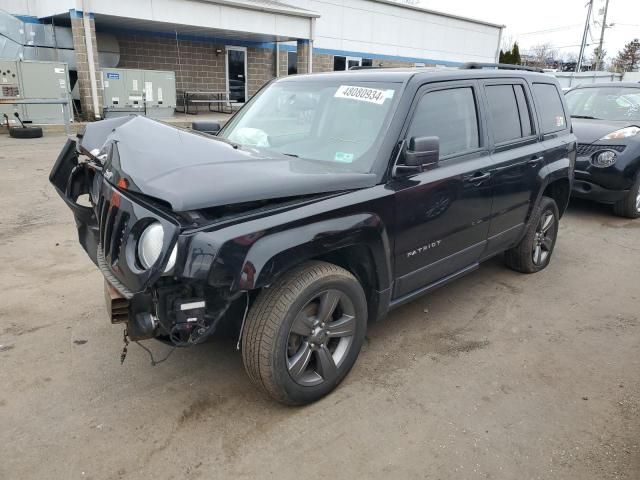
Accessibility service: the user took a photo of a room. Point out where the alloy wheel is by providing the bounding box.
[532,210,556,266]
[636,188,640,213]
[286,289,356,387]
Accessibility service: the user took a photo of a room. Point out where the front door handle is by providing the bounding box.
[528,156,544,166]
[465,172,491,183]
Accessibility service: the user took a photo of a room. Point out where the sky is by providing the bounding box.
[412,0,640,62]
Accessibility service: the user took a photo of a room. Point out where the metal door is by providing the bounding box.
[227,46,247,103]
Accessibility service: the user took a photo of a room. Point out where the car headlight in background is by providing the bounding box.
[599,126,640,140]
[591,150,618,168]
[137,222,177,273]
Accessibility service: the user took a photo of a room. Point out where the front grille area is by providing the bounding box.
[92,177,179,294]
[577,144,626,156]
[97,194,130,266]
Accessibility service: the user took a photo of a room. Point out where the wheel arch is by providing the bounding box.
[234,213,393,297]
[543,177,571,217]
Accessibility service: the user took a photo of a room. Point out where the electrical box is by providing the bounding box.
[0,59,24,124]
[144,70,176,119]
[102,68,144,117]
[0,60,71,126]
[102,68,176,119]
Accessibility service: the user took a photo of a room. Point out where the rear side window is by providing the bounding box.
[533,83,567,134]
[485,85,522,143]
[407,87,479,157]
[485,84,535,144]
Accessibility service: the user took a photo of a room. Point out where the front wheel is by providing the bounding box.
[613,175,640,219]
[505,196,559,273]
[241,261,367,405]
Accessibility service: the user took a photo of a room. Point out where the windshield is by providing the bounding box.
[565,86,640,121]
[218,80,401,173]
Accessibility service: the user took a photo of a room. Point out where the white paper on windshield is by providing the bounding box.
[335,85,389,105]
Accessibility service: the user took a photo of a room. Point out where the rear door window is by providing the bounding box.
[532,83,567,134]
[407,87,480,158]
[485,85,523,144]
[485,84,536,144]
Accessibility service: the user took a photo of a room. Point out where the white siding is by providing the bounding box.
[288,0,502,63]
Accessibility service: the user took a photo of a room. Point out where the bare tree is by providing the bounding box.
[529,43,557,68]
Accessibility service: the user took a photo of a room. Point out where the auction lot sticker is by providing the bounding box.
[335,85,389,105]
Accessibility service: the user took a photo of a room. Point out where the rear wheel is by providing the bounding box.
[505,196,559,273]
[241,261,367,405]
[613,175,640,219]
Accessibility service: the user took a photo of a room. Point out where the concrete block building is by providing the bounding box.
[2,0,504,120]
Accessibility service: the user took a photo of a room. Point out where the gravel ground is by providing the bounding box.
[0,133,638,480]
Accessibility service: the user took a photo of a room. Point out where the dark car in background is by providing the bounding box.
[565,83,640,218]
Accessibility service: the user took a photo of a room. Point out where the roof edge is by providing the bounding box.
[201,0,320,18]
[368,0,505,29]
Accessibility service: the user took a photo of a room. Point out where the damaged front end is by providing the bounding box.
[49,120,244,346]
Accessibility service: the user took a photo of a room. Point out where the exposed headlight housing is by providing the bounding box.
[599,126,640,140]
[137,222,177,273]
[591,150,618,168]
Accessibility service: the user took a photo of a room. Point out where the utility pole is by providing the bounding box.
[576,0,594,73]
[596,0,610,70]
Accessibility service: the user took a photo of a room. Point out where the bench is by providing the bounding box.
[178,90,233,114]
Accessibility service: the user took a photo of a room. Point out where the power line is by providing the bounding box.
[518,24,583,36]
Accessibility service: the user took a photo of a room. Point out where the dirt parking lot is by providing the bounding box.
[1,133,639,480]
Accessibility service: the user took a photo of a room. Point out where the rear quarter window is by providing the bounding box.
[532,83,567,134]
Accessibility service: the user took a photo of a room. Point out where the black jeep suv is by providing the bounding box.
[51,68,575,404]
[565,82,640,218]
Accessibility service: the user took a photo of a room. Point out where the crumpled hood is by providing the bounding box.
[79,116,376,212]
[571,118,638,145]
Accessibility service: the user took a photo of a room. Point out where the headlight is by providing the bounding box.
[599,126,640,140]
[137,222,177,273]
[591,150,618,168]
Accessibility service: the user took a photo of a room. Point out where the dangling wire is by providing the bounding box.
[236,291,250,351]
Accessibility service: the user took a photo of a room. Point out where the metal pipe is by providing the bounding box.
[308,18,315,74]
[495,26,504,63]
[0,98,72,135]
[82,0,101,119]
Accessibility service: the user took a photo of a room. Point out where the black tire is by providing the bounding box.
[613,175,640,219]
[9,126,43,139]
[505,196,559,274]
[241,261,367,405]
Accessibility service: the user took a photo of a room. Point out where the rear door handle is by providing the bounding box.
[528,156,544,166]
[464,172,491,183]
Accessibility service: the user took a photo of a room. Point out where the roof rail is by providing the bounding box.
[461,62,545,74]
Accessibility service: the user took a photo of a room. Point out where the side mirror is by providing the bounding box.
[192,120,221,136]
[405,136,439,167]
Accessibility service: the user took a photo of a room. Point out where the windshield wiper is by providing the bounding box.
[571,115,601,120]
[282,153,299,158]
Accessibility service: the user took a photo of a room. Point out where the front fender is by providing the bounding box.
[179,212,392,294]
[242,213,392,292]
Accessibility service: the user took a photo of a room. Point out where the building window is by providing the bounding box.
[288,51,297,75]
[362,58,373,67]
[333,56,346,71]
